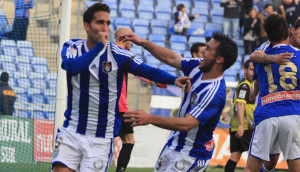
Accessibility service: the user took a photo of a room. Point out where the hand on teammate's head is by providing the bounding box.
[118,33,144,46]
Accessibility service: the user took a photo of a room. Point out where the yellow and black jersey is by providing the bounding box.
[230,77,255,132]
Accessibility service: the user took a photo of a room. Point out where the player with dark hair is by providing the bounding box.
[51,3,191,172]
[224,59,255,172]
[190,42,206,58]
[245,14,300,172]
[248,18,300,172]
[120,32,238,171]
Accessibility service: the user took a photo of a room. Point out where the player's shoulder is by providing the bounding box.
[110,42,134,58]
[256,41,271,51]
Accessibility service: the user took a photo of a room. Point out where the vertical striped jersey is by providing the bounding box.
[167,58,226,160]
[254,43,300,124]
[61,39,144,138]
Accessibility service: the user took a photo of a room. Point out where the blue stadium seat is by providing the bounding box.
[210,8,224,17]
[17,110,31,118]
[187,22,205,36]
[114,17,132,29]
[193,15,208,23]
[183,51,192,58]
[155,5,172,20]
[211,16,224,25]
[8,77,16,87]
[170,35,187,51]
[151,19,168,35]
[238,47,245,55]
[45,111,55,120]
[32,57,47,65]
[191,8,208,17]
[236,39,244,48]
[28,88,45,104]
[120,0,135,4]
[173,50,183,56]
[130,47,143,57]
[175,0,191,9]
[2,62,17,73]
[16,56,32,73]
[239,70,244,80]
[132,18,150,35]
[119,3,136,18]
[44,90,56,105]
[194,1,209,9]
[18,47,34,57]
[135,33,148,40]
[102,0,117,3]
[212,0,221,3]
[144,55,161,68]
[14,71,28,79]
[149,34,166,47]
[2,46,18,57]
[205,23,222,37]
[212,2,223,9]
[156,0,172,6]
[159,64,177,76]
[189,36,206,48]
[0,14,12,36]
[232,61,242,72]
[224,75,237,82]
[46,73,57,90]
[16,78,31,89]
[137,5,154,20]
[33,111,46,119]
[139,0,154,6]
[104,2,118,17]
[32,64,49,74]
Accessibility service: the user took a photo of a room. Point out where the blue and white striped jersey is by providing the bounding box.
[60,39,144,138]
[167,58,226,160]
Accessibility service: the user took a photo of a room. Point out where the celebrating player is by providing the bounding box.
[121,32,238,171]
[51,3,191,172]
[245,14,300,172]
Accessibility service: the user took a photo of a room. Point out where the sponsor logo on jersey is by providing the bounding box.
[66,47,77,59]
[102,61,112,73]
[238,90,246,99]
[205,139,214,151]
[261,90,300,106]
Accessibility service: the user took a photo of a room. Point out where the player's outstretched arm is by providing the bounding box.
[124,110,199,132]
[250,50,291,65]
[119,33,183,70]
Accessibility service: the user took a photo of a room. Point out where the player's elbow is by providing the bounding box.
[178,125,193,132]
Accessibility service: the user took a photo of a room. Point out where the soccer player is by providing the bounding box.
[121,32,238,171]
[51,3,191,172]
[249,18,300,172]
[224,60,255,172]
[190,42,206,58]
[244,14,300,172]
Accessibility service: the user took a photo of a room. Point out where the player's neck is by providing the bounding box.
[202,67,223,80]
[86,39,97,50]
[271,38,289,47]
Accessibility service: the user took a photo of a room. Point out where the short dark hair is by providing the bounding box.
[244,59,253,69]
[177,4,185,11]
[190,42,206,56]
[264,4,272,10]
[212,32,238,71]
[0,72,9,82]
[83,3,110,24]
[264,14,289,43]
[293,19,300,29]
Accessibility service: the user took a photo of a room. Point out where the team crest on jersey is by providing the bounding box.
[102,61,112,73]
[190,92,198,107]
[238,90,246,99]
[66,47,77,58]
[205,139,214,151]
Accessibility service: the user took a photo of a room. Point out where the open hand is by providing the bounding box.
[273,52,291,65]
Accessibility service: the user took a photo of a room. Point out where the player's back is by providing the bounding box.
[254,44,300,124]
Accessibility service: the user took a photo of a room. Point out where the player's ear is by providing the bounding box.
[192,52,197,58]
[216,56,224,64]
[84,22,90,32]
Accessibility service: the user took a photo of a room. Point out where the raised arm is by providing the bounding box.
[250,50,291,65]
[119,33,183,70]
[124,110,199,132]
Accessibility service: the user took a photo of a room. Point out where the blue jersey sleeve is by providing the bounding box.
[61,40,104,74]
[188,84,225,126]
[181,58,201,76]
